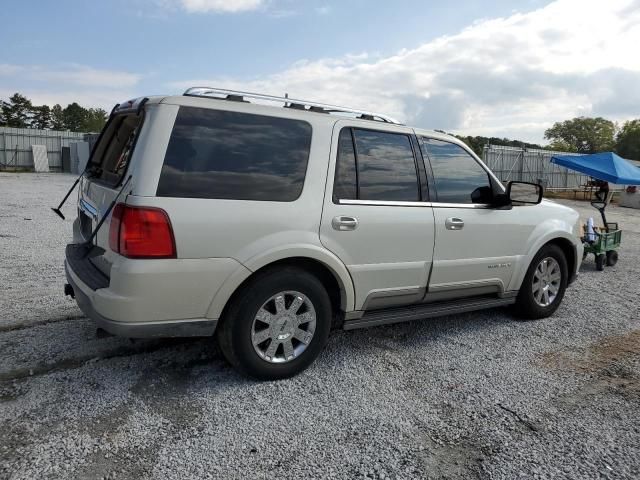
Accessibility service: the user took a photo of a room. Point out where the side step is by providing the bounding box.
[343,296,516,330]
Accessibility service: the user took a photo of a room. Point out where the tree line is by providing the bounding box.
[442,117,640,161]
[0,93,108,133]
[2,92,639,160]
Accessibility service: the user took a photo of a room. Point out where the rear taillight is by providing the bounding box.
[108,203,176,259]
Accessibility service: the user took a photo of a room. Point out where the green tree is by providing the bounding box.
[51,104,65,130]
[615,119,640,161]
[32,105,52,130]
[82,107,108,132]
[545,139,578,152]
[433,130,544,156]
[0,100,6,126]
[544,117,616,153]
[62,102,87,132]
[1,93,33,128]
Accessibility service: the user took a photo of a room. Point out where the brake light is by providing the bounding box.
[108,203,176,259]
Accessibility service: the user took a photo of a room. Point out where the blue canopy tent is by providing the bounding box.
[550,152,640,185]
[550,152,640,232]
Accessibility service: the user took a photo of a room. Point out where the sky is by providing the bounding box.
[1,0,639,143]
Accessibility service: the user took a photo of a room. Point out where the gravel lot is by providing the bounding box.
[1,172,639,480]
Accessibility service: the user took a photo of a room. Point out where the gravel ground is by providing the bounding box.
[1,172,639,480]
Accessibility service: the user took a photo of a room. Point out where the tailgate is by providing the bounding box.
[76,111,144,273]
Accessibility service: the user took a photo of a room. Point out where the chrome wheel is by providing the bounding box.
[251,291,316,364]
[532,257,562,307]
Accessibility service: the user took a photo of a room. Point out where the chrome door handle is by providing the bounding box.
[445,217,464,230]
[332,216,358,231]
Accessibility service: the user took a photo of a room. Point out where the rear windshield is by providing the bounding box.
[156,107,312,201]
[89,113,143,186]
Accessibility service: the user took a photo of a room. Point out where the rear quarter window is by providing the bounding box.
[157,107,313,201]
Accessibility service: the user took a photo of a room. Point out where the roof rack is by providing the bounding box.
[183,87,401,124]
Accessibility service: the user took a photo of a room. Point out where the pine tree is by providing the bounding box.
[32,105,52,130]
[1,93,33,128]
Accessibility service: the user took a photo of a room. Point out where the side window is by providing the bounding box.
[333,128,420,202]
[333,128,357,201]
[157,107,312,201]
[420,138,492,204]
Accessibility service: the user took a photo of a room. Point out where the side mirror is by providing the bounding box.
[507,181,543,205]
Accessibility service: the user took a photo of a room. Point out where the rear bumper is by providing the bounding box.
[64,242,244,338]
[66,262,217,338]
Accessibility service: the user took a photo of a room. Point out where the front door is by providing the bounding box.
[417,136,532,297]
[320,121,435,311]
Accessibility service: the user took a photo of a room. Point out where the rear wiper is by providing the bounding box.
[77,175,132,258]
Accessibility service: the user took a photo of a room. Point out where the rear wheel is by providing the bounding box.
[596,253,606,271]
[514,244,568,320]
[606,250,618,266]
[217,267,332,380]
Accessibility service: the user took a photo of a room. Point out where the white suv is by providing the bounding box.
[64,88,583,379]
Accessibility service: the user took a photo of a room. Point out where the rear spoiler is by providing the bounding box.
[112,97,149,116]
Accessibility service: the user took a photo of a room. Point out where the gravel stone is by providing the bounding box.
[1,173,639,479]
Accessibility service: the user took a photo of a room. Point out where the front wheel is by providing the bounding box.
[606,250,618,266]
[596,254,606,271]
[217,267,332,380]
[513,244,568,320]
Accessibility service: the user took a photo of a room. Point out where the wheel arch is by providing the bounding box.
[509,230,579,291]
[206,248,355,322]
[546,237,577,283]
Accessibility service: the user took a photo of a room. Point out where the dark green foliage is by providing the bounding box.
[544,117,616,153]
[0,93,108,132]
[51,104,65,130]
[62,102,87,132]
[615,120,640,161]
[83,108,109,132]
[1,93,33,128]
[32,105,52,130]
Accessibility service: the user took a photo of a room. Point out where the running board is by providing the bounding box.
[343,296,516,330]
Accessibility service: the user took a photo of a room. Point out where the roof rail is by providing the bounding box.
[183,87,401,124]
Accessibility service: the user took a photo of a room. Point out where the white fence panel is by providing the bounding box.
[31,145,49,172]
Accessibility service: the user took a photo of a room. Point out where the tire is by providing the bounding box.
[596,254,606,271]
[513,244,568,320]
[217,267,332,380]
[606,250,618,266]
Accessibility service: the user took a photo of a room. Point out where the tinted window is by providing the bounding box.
[157,107,312,201]
[420,138,491,203]
[333,128,357,201]
[352,129,419,201]
[90,114,143,186]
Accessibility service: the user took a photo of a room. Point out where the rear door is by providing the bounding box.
[76,105,145,271]
[320,121,435,311]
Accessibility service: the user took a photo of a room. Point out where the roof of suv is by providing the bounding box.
[116,89,465,147]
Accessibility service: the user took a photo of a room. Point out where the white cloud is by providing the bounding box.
[35,65,142,89]
[0,64,143,109]
[169,0,640,143]
[179,0,262,13]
